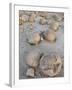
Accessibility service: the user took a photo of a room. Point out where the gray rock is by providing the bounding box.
[26,68,34,77]
[39,54,62,77]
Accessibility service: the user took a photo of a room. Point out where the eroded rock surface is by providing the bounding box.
[39,54,62,77]
[19,11,64,79]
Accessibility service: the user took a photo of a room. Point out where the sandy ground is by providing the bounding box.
[19,11,64,79]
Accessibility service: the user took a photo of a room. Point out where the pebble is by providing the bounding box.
[43,31,56,42]
[39,17,47,25]
[38,12,48,18]
[19,19,24,25]
[27,32,41,45]
[50,21,60,31]
[53,14,64,22]
[39,54,62,77]
[26,68,34,77]
[26,49,42,67]
[20,14,29,22]
[28,13,36,22]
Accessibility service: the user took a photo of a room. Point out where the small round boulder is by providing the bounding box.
[39,54,62,77]
[43,31,56,42]
[27,32,41,45]
[50,21,59,31]
[26,50,42,67]
[26,68,35,77]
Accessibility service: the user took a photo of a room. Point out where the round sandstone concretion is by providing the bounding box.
[50,21,60,32]
[26,50,42,68]
[43,31,56,42]
[27,32,41,45]
[39,54,62,77]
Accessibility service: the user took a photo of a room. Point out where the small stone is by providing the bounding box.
[43,31,56,42]
[26,68,34,77]
[46,18,54,25]
[40,54,56,70]
[39,54,62,77]
[39,17,47,25]
[28,13,36,22]
[27,32,41,45]
[20,15,29,22]
[26,49,42,67]
[47,55,62,77]
[53,14,64,22]
[50,21,59,31]
[19,19,24,25]
[39,12,48,18]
